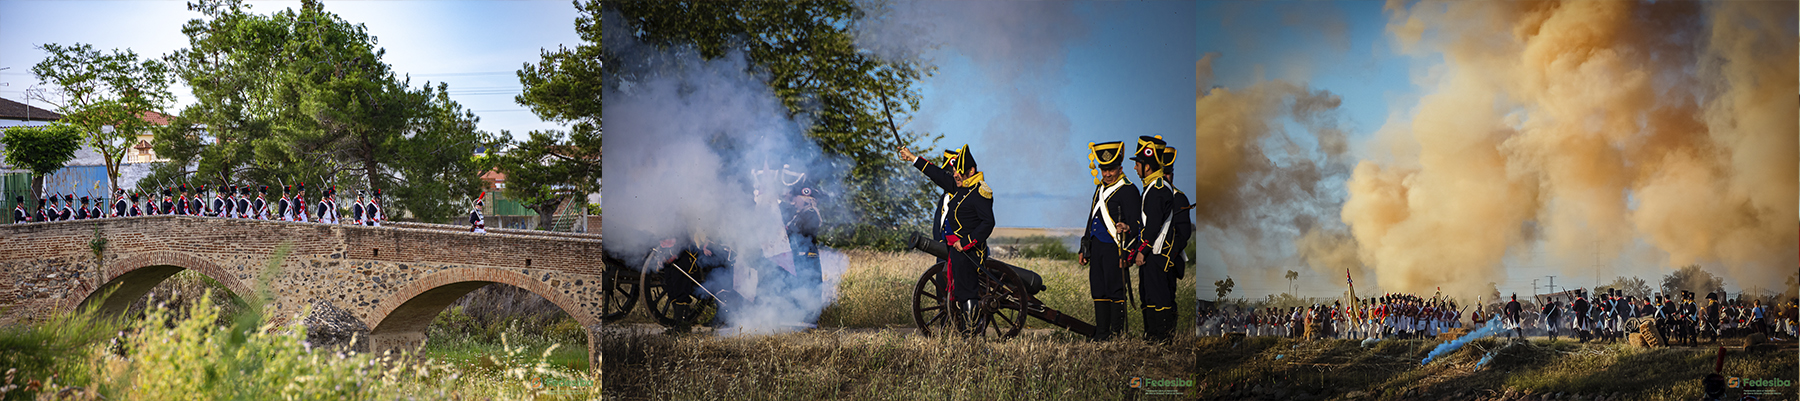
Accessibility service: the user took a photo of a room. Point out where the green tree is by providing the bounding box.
[1215,276,1235,301]
[504,0,603,231]
[163,0,494,223]
[1,123,83,219]
[608,1,940,238]
[30,43,175,192]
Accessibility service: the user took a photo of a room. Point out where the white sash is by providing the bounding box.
[1141,178,1177,254]
[1089,178,1127,243]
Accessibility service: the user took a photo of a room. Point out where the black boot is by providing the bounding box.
[1144,309,1172,341]
[665,301,691,335]
[1111,303,1129,338]
[1092,301,1112,340]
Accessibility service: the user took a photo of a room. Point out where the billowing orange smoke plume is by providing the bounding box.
[1343,0,1797,296]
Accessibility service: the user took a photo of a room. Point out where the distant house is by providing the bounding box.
[125,111,172,163]
[2,104,171,221]
[0,97,62,128]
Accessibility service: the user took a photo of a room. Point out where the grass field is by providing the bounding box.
[1190,334,1795,401]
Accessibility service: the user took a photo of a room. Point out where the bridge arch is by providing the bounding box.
[367,267,598,354]
[75,251,257,316]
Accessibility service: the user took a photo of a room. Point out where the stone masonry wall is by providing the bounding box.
[0,215,602,364]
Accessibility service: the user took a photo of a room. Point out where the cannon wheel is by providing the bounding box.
[645,276,717,327]
[911,262,1030,338]
[599,265,640,322]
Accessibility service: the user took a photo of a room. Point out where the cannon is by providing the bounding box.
[906,232,1095,338]
[600,249,721,328]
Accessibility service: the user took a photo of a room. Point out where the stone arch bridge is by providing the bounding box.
[0,215,602,367]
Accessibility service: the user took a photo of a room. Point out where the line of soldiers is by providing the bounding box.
[9,183,387,226]
[1077,136,1192,341]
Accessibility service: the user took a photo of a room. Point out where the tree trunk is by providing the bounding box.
[30,174,43,213]
[104,148,121,195]
[530,196,563,231]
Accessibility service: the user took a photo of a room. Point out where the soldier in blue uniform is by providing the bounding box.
[293,183,309,222]
[902,144,994,334]
[253,186,269,220]
[367,189,384,226]
[111,189,128,218]
[75,196,91,220]
[350,190,366,225]
[236,186,253,219]
[210,186,228,217]
[1079,141,1139,340]
[469,191,486,232]
[1129,136,1181,340]
[12,196,28,223]
[159,189,176,216]
[60,194,75,221]
[926,150,960,268]
[126,193,143,217]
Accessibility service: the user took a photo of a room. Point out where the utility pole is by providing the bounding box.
[1546,276,1558,297]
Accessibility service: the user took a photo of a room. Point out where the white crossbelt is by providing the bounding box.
[1089,178,1127,243]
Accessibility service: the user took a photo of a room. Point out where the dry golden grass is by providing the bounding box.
[600,250,1202,400]
[600,329,1197,400]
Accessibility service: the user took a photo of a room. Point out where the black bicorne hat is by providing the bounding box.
[938,149,959,169]
[259,185,268,194]
[129,193,139,201]
[950,144,976,176]
[162,188,172,197]
[1131,135,1169,166]
[64,193,74,201]
[284,185,291,193]
[373,188,381,198]
[80,196,90,204]
[297,183,306,193]
[14,196,23,204]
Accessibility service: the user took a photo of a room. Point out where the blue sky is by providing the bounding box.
[911,1,1197,230]
[0,0,581,140]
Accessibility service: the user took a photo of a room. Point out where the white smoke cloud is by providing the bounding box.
[603,12,850,334]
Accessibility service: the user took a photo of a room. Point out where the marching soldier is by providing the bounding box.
[1543,298,1562,341]
[211,186,229,217]
[160,189,175,216]
[12,196,28,223]
[253,186,269,220]
[361,188,379,225]
[901,144,994,333]
[60,194,74,221]
[75,196,91,220]
[1572,289,1590,342]
[35,196,49,222]
[88,193,103,220]
[222,185,239,218]
[351,190,366,225]
[1130,136,1180,340]
[1078,141,1139,340]
[293,183,309,223]
[278,185,292,221]
[236,186,253,219]
[1704,292,1722,343]
[111,189,127,218]
[321,187,341,224]
[126,193,143,217]
[469,191,486,232]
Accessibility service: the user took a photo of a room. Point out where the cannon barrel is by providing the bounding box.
[907,231,952,259]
